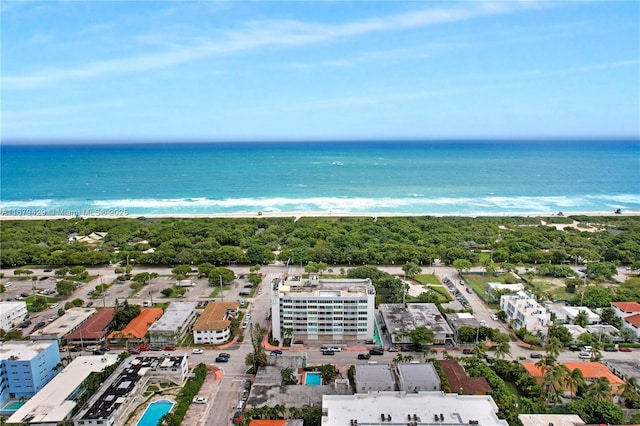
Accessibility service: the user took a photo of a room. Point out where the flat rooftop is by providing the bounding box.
[148,301,197,333]
[379,303,454,337]
[519,414,585,426]
[0,340,58,360]
[7,354,119,425]
[321,391,508,426]
[30,307,96,340]
[279,277,374,297]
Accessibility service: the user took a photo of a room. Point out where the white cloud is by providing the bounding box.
[3,2,520,90]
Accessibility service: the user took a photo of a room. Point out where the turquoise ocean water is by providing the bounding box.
[1,140,638,217]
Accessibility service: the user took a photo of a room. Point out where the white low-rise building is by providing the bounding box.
[562,306,600,325]
[321,391,508,426]
[271,276,375,342]
[192,301,239,344]
[0,301,27,330]
[500,291,550,334]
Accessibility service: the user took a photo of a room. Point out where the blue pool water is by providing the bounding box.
[305,372,322,386]
[136,399,174,426]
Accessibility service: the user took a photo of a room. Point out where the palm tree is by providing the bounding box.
[545,338,562,360]
[494,341,511,359]
[548,364,570,403]
[586,377,612,402]
[567,368,585,399]
[472,341,487,359]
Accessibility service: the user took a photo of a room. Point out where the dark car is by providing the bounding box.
[530,353,541,359]
[219,352,231,359]
[20,292,30,298]
[244,380,252,389]
[69,346,82,352]
[322,350,335,356]
[568,345,580,351]
[33,321,46,329]
[604,346,618,352]
[357,354,371,360]
[86,301,94,307]
[215,356,229,362]
[93,350,105,355]
[270,350,283,356]
[462,348,473,355]
[18,320,32,328]
[244,284,253,288]
[369,348,384,356]
[43,268,52,272]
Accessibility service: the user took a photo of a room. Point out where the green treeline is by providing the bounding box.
[1,215,639,268]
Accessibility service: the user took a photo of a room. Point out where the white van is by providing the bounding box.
[142,300,152,307]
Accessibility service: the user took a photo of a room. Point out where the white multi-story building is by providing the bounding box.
[271,276,375,342]
[0,301,28,330]
[192,301,239,344]
[500,291,551,334]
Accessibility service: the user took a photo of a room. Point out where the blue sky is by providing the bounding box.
[2,1,639,143]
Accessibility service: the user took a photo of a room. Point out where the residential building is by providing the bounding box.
[6,354,119,424]
[396,362,441,392]
[522,362,625,398]
[610,301,640,318]
[270,276,375,342]
[0,341,60,407]
[500,291,550,334]
[438,360,491,395]
[30,308,97,342]
[444,312,481,343]
[605,359,640,384]
[0,302,28,330]
[561,306,600,325]
[321,392,509,426]
[65,308,114,346]
[192,301,239,344]
[108,308,163,344]
[379,303,455,347]
[621,313,640,339]
[354,364,396,393]
[73,354,188,426]
[148,302,197,347]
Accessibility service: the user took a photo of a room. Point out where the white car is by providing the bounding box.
[491,314,498,321]
[192,348,204,354]
[578,352,592,359]
[192,396,207,404]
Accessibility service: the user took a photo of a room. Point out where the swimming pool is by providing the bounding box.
[305,372,322,386]
[3,401,25,411]
[136,399,174,426]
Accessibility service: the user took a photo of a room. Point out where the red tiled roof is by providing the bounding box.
[66,308,114,340]
[108,307,163,339]
[624,313,640,327]
[438,359,492,395]
[249,421,287,426]
[611,301,640,313]
[522,362,624,386]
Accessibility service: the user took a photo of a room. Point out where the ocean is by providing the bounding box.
[1,140,639,217]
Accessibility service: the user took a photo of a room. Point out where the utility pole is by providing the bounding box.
[220,275,224,301]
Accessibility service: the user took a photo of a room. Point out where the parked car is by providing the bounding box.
[219,352,231,359]
[244,380,252,390]
[604,346,618,352]
[43,268,52,272]
[86,301,94,307]
[128,348,141,354]
[215,356,229,362]
[193,397,207,404]
[69,346,82,352]
[163,345,176,351]
[192,348,204,354]
[138,345,151,351]
[619,347,633,352]
[270,350,283,356]
[18,320,31,328]
[322,350,335,355]
[387,347,399,352]
[369,348,384,356]
[491,314,498,321]
[568,345,580,351]
[578,352,592,359]
[462,348,473,355]
[529,353,541,359]
[93,350,105,355]
[357,353,371,360]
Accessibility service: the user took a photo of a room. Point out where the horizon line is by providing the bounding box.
[2,136,639,146]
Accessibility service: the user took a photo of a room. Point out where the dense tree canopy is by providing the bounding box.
[1,216,638,271]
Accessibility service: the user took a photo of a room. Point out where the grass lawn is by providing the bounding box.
[413,274,442,285]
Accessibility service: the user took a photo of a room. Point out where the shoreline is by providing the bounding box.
[1,211,638,221]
